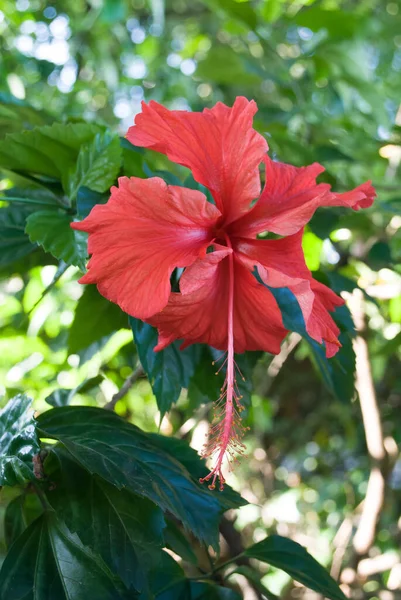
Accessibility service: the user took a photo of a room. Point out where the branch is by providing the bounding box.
[104,365,144,410]
[348,290,389,556]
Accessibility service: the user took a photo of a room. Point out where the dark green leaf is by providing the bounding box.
[156,579,242,600]
[147,428,245,512]
[66,131,122,200]
[151,551,187,599]
[131,318,201,419]
[45,376,104,407]
[77,186,108,218]
[230,566,279,600]
[367,240,393,269]
[45,447,165,595]
[244,535,347,600]
[36,406,241,549]
[189,582,242,600]
[164,519,198,565]
[25,209,87,270]
[5,492,43,547]
[0,204,36,267]
[121,138,146,178]
[0,512,135,599]
[0,395,40,486]
[69,285,128,354]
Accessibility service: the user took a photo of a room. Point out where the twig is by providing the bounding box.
[104,365,144,410]
[219,516,264,600]
[330,517,353,580]
[348,289,388,556]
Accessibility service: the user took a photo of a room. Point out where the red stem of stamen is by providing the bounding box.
[199,236,247,491]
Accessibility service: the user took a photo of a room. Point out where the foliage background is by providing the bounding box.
[1,0,401,598]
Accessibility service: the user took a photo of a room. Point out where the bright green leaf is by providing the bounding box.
[302,231,323,271]
[197,46,260,86]
[69,285,128,354]
[66,131,122,200]
[25,210,87,270]
[203,0,258,29]
[0,121,104,181]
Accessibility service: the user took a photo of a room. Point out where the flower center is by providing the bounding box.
[199,233,247,491]
[213,226,230,247]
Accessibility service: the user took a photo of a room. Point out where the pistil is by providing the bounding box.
[199,236,247,491]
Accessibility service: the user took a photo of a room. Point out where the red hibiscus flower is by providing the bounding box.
[72,97,375,490]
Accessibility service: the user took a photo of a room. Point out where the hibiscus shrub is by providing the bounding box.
[0,95,371,599]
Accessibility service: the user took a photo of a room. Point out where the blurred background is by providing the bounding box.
[1,0,401,598]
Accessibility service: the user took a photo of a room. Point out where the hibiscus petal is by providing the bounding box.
[127,97,268,224]
[71,177,221,319]
[328,181,376,210]
[148,248,288,355]
[230,156,375,237]
[235,232,344,357]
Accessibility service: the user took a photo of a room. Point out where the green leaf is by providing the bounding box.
[45,447,165,595]
[0,122,104,181]
[187,346,260,414]
[203,0,258,29]
[0,395,40,486]
[244,535,347,600]
[189,582,242,600]
[0,204,37,267]
[45,375,104,407]
[151,551,187,599]
[25,209,87,270]
[164,519,198,565]
[66,131,122,200]
[295,5,360,39]
[197,46,260,86]
[130,318,201,419]
[2,185,63,208]
[5,492,43,547]
[36,406,241,549]
[302,231,323,271]
[69,285,128,354]
[0,93,54,136]
[230,566,278,600]
[156,579,242,600]
[0,512,135,599]
[260,0,283,23]
[146,433,245,511]
[77,186,108,218]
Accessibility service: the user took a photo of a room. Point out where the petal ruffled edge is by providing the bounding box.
[234,231,344,357]
[71,176,220,320]
[127,97,268,225]
[230,155,376,238]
